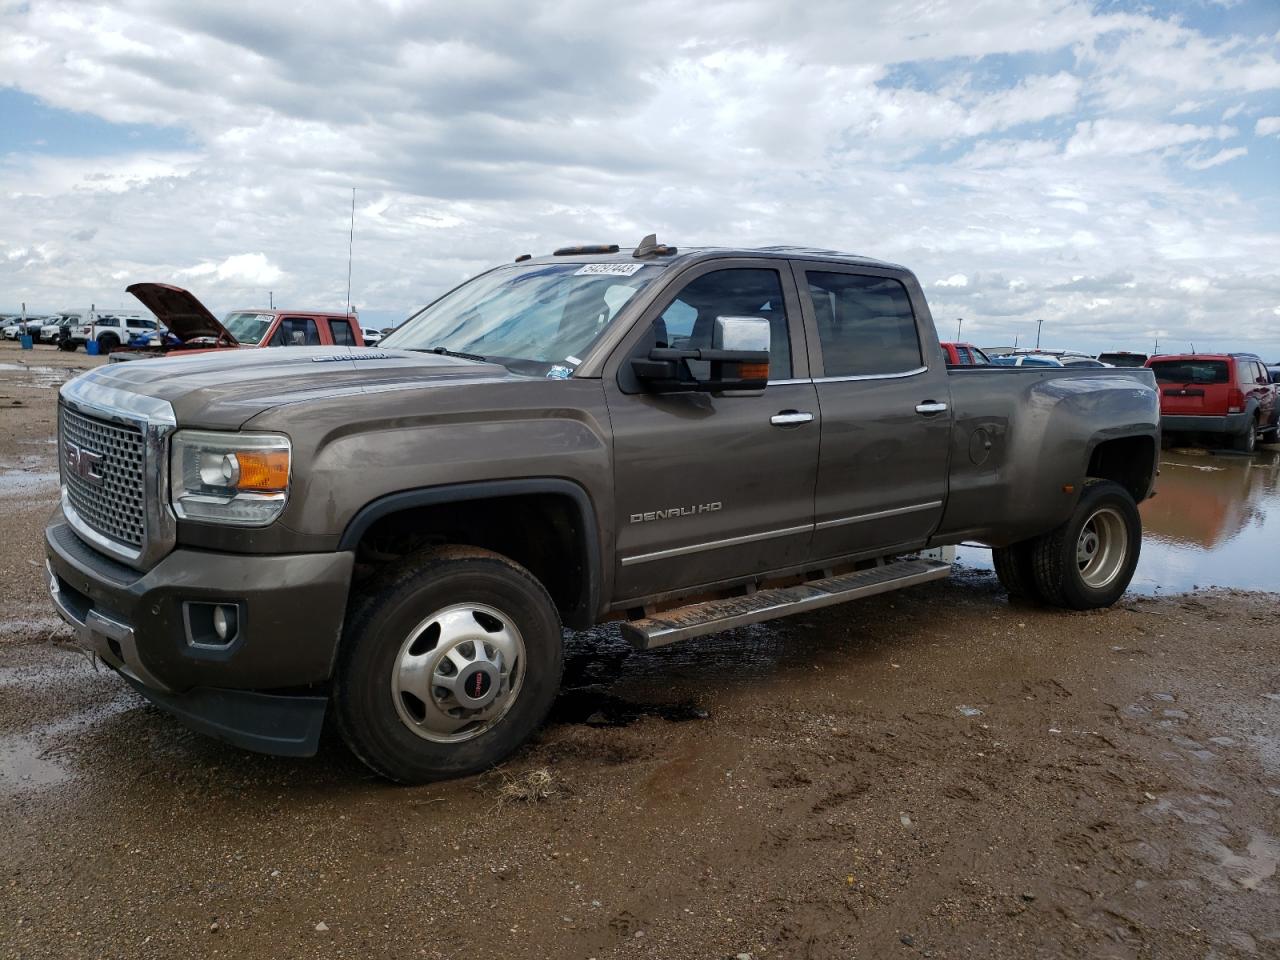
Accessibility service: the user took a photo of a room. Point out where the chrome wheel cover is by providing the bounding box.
[1076,506,1129,590]
[390,603,525,743]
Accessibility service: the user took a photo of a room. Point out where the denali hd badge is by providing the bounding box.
[64,440,104,485]
[630,502,722,523]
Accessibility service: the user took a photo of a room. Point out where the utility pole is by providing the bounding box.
[1036,318,1044,350]
[955,317,963,340]
[269,290,273,308]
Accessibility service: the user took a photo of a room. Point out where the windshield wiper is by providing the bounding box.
[414,346,488,362]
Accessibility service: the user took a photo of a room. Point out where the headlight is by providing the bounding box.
[170,430,291,526]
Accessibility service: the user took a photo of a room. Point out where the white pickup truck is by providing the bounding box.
[61,310,160,353]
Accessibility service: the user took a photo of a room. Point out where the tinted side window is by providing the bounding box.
[807,272,921,377]
[654,268,792,378]
[330,319,356,346]
[272,317,320,346]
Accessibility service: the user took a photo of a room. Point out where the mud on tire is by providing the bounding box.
[334,546,563,784]
[1030,479,1142,611]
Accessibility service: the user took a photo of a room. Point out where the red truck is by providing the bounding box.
[108,283,364,361]
[1146,352,1278,453]
[939,341,992,366]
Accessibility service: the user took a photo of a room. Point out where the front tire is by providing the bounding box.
[1030,479,1141,610]
[58,340,78,352]
[334,546,563,784]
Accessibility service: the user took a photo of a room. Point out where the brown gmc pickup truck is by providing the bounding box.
[45,239,1160,782]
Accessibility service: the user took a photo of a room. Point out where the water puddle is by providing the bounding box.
[0,692,136,797]
[959,448,1280,593]
[0,468,59,497]
[0,362,76,388]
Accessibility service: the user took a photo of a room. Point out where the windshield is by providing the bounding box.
[223,311,276,345]
[1149,360,1228,384]
[383,262,666,374]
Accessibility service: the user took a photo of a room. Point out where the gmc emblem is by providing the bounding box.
[65,440,104,485]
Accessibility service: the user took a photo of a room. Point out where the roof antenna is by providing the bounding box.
[345,187,356,317]
[632,233,677,259]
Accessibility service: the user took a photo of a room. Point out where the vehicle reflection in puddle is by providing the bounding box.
[959,447,1280,593]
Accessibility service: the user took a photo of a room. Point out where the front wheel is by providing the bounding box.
[58,340,78,352]
[334,546,563,784]
[1030,479,1141,610]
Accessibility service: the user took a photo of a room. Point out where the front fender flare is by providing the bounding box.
[337,477,604,627]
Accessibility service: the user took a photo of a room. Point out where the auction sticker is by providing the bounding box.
[574,263,646,277]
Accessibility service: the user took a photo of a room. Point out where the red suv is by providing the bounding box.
[1146,353,1278,453]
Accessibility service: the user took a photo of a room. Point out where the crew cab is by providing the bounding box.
[1146,352,1278,453]
[44,241,1160,783]
[107,283,364,361]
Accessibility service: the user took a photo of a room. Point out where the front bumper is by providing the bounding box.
[1160,412,1249,435]
[45,509,355,756]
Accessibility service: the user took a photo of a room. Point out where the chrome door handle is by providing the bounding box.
[771,411,814,426]
[915,401,949,415]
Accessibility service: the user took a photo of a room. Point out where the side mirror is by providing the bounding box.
[1257,376,1270,385]
[631,316,771,393]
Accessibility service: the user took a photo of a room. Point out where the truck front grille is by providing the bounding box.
[60,405,148,548]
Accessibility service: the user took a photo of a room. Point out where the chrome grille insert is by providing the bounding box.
[61,406,147,548]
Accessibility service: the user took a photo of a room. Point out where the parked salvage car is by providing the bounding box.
[107,284,364,361]
[1146,353,1278,453]
[44,239,1160,783]
[990,353,1064,367]
[1097,351,1149,368]
[939,341,991,366]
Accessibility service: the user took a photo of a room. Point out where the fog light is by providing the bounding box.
[213,604,237,641]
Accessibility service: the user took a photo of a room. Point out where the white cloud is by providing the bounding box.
[1185,147,1248,171]
[177,254,283,287]
[0,0,1276,358]
[1064,120,1235,157]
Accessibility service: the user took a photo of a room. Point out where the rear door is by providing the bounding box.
[793,261,952,562]
[328,317,358,346]
[1149,359,1230,415]
[604,259,819,602]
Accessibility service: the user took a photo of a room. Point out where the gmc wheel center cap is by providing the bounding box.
[459,665,497,706]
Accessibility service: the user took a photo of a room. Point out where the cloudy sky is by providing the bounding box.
[2,0,1278,357]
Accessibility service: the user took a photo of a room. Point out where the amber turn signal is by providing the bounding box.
[235,450,291,491]
[739,362,770,381]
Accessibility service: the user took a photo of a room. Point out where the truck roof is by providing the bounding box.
[520,244,908,273]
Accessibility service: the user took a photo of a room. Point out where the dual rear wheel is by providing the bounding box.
[991,479,1141,610]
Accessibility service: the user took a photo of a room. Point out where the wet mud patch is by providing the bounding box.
[549,686,709,728]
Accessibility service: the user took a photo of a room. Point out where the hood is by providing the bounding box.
[127,282,237,344]
[64,345,518,430]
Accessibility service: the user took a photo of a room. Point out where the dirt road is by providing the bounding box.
[2,342,1278,959]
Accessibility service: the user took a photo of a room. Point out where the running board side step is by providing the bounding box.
[621,557,952,650]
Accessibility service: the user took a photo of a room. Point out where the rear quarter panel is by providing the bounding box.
[935,367,1159,546]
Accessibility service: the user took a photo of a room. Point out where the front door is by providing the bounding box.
[792,262,952,561]
[604,260,820,603]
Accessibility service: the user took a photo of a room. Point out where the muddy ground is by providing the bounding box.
[1,340,1278,960]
